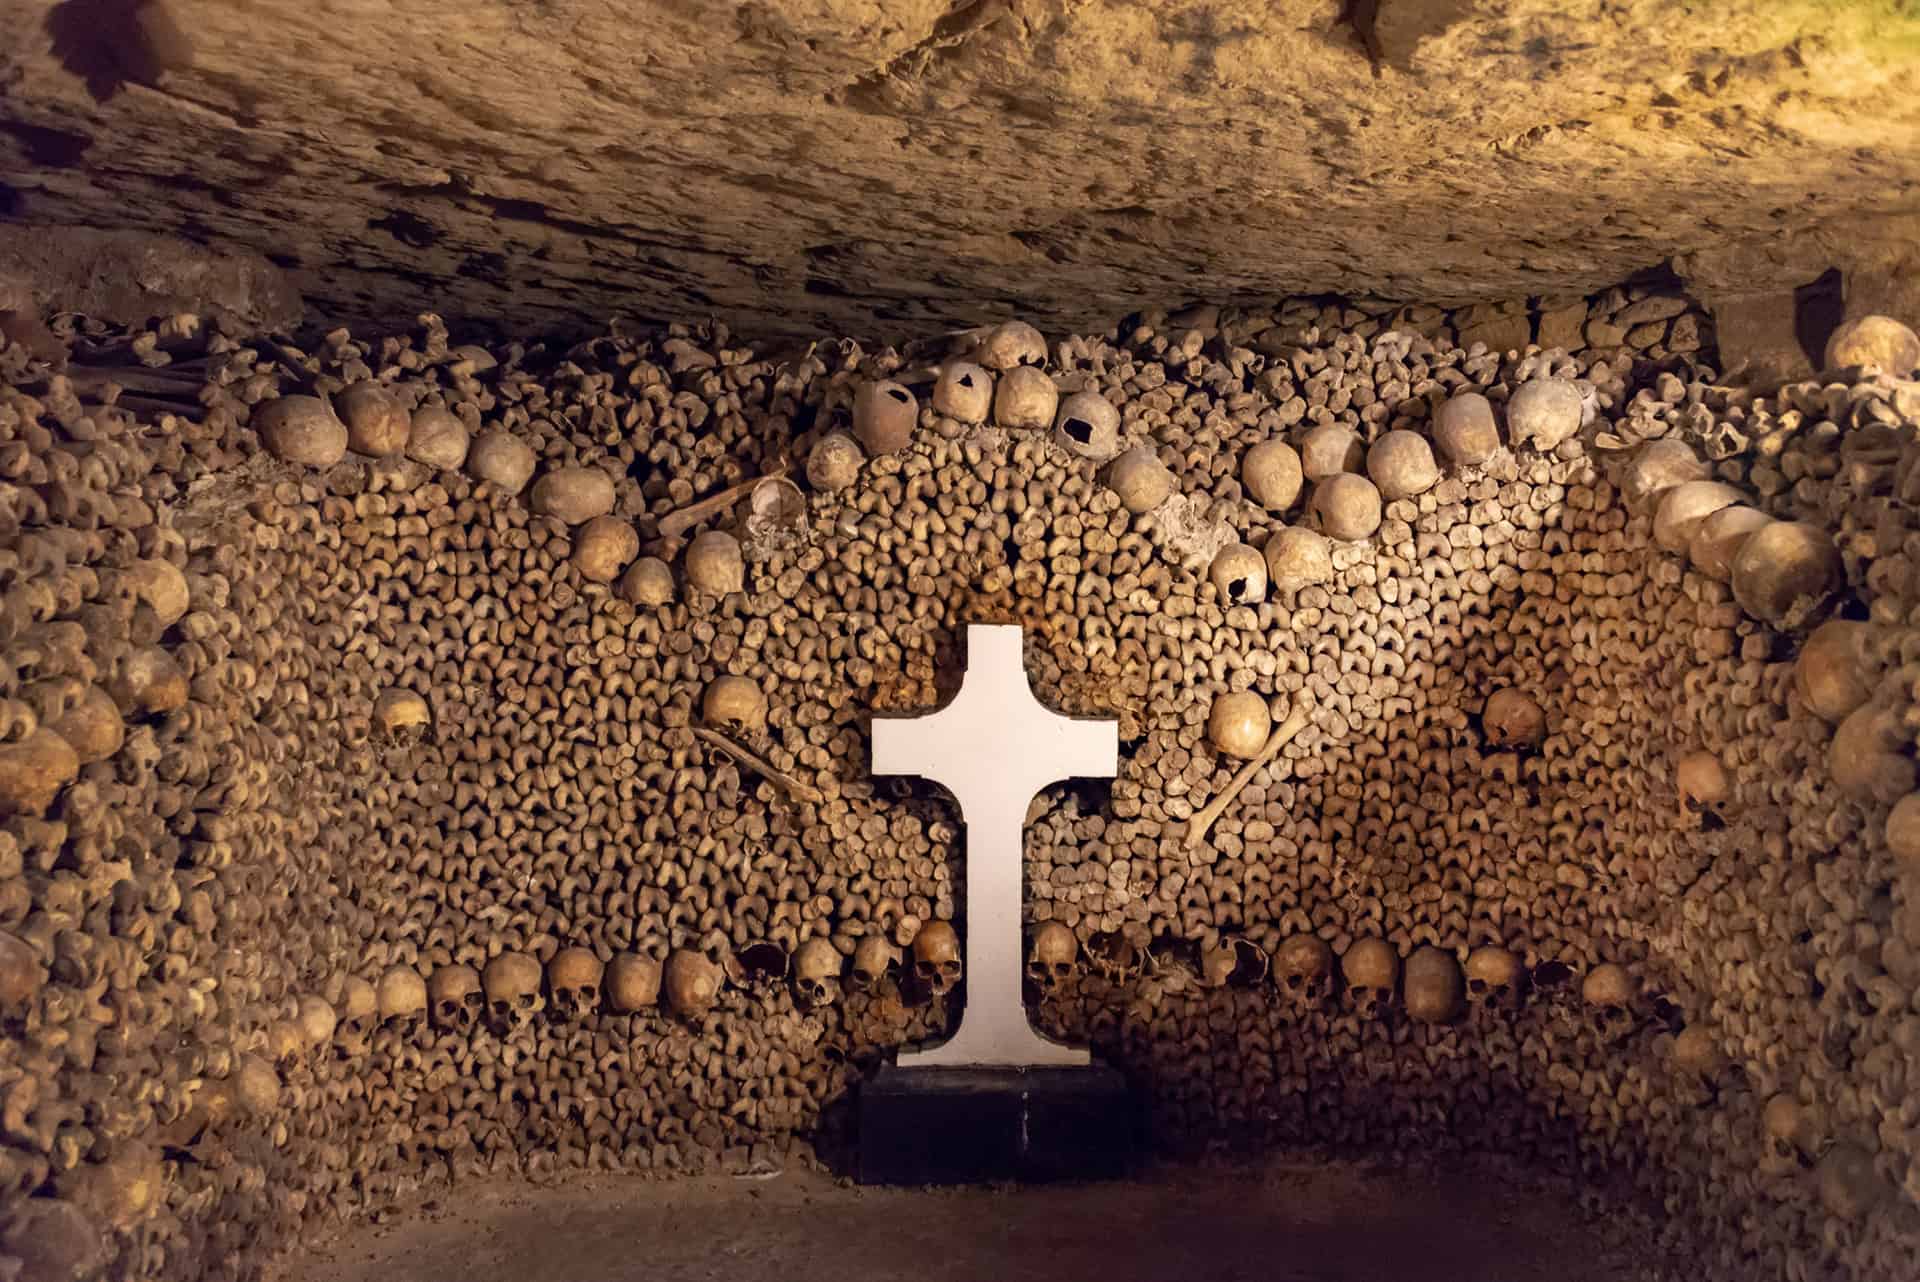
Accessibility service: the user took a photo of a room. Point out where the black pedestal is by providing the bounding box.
[856,1063,1138,1185]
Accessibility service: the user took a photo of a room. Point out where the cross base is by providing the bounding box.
[856,1063,1139,1185]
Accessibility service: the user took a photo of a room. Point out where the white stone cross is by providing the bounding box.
[871,624,1118,1067]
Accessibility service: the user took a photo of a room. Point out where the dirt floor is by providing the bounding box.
[276,1160,1668,1282]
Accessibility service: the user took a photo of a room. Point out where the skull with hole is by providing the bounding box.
[1464,945,1523,1012]
[1208,543,1268,607]
[1580,963,1639,1043]
[481,952,545,1032]
[546,947,603,1018]
[848,934,901,994]
[605,953,663,1013]
[427,964,482,1032]
[1273,934,1335,1010]
[931,362,992,426]
[1200,934,1267,989]
[1342,938,1401,1018]
[791,938,842,1009]
[911,920,963,996]
[1026,922,1077,991]
[1052,390,1121,462]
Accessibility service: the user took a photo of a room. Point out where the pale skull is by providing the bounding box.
[1464,946,1523,1010]
[547,947,604,1018]
[1026,922,1077,991]
[664,950,723,1019]
[1274,935,1334,1007]
[912,920,963,995]
[791,938,842,1009]
[375,965,426,1029]
[702,676,767,738]
[848,935,901,993]
[481,952,545,1031]
[427,964,483,1032]
[1580,963,1638,1042]
[1341,938,1400,1018]
[605,953,663,1013]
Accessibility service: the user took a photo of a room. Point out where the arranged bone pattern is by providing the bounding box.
[1,294,1918,1282]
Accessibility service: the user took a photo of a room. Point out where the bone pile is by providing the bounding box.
[1,293,1918,1282]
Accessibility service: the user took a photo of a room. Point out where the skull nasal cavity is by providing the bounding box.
[1065,418,1093,443]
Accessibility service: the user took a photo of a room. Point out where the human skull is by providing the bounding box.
[1264,526,1333,594]
[911,920,963,995]
[1341,938,1400,1018]
[684,530,745,596]
[1207,690,1271,759]
[1669,1026,1724,1079]
[854,379,920,452]
[427,964,482,1032]
[1815,1143,1887,1236]
[375,965,426,1030]
[806,431,865,493]
[481,952,545,1031]
[1273,935,1334,1008]
[605,953,663,1013]
[848,935,901,993]
[1052,390,1121,462]
[970,320,1047,370]
[1505,376,1582,452]
[296,994,338,1047]
[1106,447,1174,515]
[1365,429,1440,500]
[1311,473,1382,542]
[1580,963,1638,1042]
[703,675,767,737]
[546,947,604,1018]
[931,362,992,425]
[1200,935,1267,988]
[335,975,376,1055]
[991,365,1058,430]
[619,556,676,607]
[372,689,430,740]
[663,949,723,1019]
[791,938,842,1009]
[1762,1092,1821,1164]
[1402,946,1464,1024]
[1241,439,1302,511]
[1464,946,1523,1010]
[1675,751,1728,819]
[1026,922,1077,991]
[1482,688,1546,749]
[1208,543,1268,607]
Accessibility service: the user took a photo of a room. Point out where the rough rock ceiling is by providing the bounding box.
[1,0,1917,340]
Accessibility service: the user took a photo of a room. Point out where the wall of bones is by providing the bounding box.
[2,290,1920,1282]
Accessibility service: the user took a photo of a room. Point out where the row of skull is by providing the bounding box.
[290,922,1665,1047]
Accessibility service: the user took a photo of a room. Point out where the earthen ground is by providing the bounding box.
[276,1160,1666,1282]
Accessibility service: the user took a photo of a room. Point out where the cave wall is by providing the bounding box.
[3,290,1920,1281]
[1,0,1918,340]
